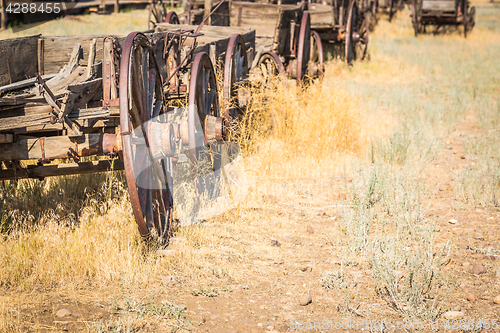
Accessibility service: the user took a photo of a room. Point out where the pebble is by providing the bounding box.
[306,226,315,234]
[448,219,458,224]
[274,259,284,265]
[157,249,176,257]
[266,325,274,331]
[471,264,487,275]
[442,311,465,320]
[163,275,178,284]
[493,295,500,305]
[466,294,476,302]
[473,233,484,240]
[393,270,404,280]
[271,240,281,247]
[300,266,312,272]
[56,309,72,318]
[299,294,312,306]
[168,237,187,246]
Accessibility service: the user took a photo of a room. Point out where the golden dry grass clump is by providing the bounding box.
[241,65,365,179]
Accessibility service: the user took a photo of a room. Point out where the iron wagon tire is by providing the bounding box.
[297,11,312,85]
[119,32,173,244]
[222,34,249,133]
[165,11,180,24]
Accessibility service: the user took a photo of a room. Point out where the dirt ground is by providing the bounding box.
[5,116,499,333]
[1,3,500,333]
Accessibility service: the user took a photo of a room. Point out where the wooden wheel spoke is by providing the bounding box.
[147,68,156,118]
[206,89,216,116]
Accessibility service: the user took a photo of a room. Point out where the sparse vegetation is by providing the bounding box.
[1,2,500,332]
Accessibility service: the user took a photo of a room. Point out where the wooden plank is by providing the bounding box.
[41,35,126,74]
[0,133,13,143]
[0,160,124,181]
[422,0,456,11]
[0,107,110,131]
[37,38,44,76]
[0,74,55,95]
[309,3,335,27]
[0,133,115,161]
[0,35,39,86]
[1,0,6,30]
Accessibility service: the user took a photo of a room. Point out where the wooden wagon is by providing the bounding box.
[170,0,324,84]
[411,0,475,36]
[308,0,369,64]
[0,23,254,243]
[374,0,402,22]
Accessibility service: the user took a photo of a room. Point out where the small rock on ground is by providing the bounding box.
[271,240,281,247]
[448,219,458,224]
[466,294,476,302]
[471,264,487,275]
[442,311,465,320]
[493,295,500,305]
[56,309,72,318]
[299,294,312,306]
[306,226,314,234]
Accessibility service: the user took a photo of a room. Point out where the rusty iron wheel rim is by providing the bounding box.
[296,11,311,85]
[165,11,180,24]
[345,0,357,65]
[119,32,173,243]
[222,34,248,132]
[256,52,287,87]
[310,30,324,79]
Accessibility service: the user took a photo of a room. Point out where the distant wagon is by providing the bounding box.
[411,0,475,36]
[308,0,370,64]
[164,0,324,84]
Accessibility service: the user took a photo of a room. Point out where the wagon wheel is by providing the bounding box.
[188,52,222,197]
[296,11,311,85]
[462,0,474,37]
[388,0,394,21]
[119,32,173,243]
[369,0,378,30]
[223,34,249,133]
[255,52,287,87]
[411,0,419,36]
[148,0,168,29]
[309,30,324,79]
[467,6,475,32]
[345,0,359,65]
[355,11,369,60]
[165,11,180,24]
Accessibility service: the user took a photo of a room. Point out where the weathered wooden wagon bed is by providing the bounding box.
[0,23,255,242]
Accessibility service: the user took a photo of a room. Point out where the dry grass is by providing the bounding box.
[0,1,499,330]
